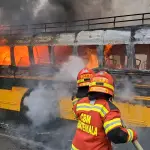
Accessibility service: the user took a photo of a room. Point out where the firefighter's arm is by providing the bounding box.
[103,103,137,144]
[71,92,80,106]
[72,101,79,120]
[72,97,80,106]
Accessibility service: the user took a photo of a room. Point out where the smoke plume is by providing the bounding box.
[116,77,136,102]
[0,0,114,25]
[0,0,150,25]
[2,55,84,149]
[23,55,84,126]
[55,55,85,81]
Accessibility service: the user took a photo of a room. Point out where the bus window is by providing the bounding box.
[78,45,99,69]
[54,46,72,65]
[0,46,11,66]
[104,44,127,69]
[14,46,30,67]
[33,46,50,65]
[135,44,150,70]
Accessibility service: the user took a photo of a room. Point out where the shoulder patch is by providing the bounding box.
[107,101,119,111]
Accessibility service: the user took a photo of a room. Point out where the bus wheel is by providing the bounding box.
[19,89,33,125]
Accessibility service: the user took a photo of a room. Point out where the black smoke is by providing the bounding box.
[0,0,86,25]
[0,0,114,25]
[0,0,33,24]
[49,0,76,21]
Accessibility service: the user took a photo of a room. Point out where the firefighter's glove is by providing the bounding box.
[127,128,138,142]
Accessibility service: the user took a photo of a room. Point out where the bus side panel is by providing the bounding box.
[113,101,150,127]
[59,97,76,121]
[0,87,28,112]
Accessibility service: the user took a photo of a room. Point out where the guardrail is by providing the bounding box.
[0,12,150,36]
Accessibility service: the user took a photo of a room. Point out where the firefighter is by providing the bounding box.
[71,71,137,150]
[71,67,95,106]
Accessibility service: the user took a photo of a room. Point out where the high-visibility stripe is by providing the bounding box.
[127,129,134,142]
[72,98,79,105]
[77,79,85,83]
[104,118,122,134]
[89,82,114,91]
[71,144,78,150]
[77,78,90,83]
[72,110,78,120]
[76,103,109,117]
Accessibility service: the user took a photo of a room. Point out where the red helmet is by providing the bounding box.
[89,71,114,96]
[77,68,95,87]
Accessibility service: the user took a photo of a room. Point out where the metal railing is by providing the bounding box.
[0,12,150,36]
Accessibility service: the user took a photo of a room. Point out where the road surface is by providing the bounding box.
[0,132,30,150]
[0,119,76,150]
[0,120,149,150]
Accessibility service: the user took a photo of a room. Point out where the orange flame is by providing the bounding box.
[33,46,50,64]
[0,46,11,65]
[104,44,113,58]
[14,46,30,67]
[78,45,99,69]
[0,45,100,68]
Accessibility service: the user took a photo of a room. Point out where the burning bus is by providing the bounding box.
[0,13,150,128]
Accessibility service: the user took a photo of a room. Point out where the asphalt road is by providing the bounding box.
[0,136,30,150]
[0,120,149,150]
[0,120,76,150]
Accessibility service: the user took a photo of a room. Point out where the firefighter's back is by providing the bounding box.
[72,97,112,150]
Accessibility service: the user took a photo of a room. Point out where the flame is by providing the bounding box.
[0,45,99,68]
[86,47,99,69]
[0,45,73,67]
[54,46,72,64]
[14,46,30,67]
[33,46,50,64]
[0,46,11,65]
[104,44,113,58]
[78,45,99,69]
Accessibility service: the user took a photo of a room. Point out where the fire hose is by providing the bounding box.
[132,140,143,150]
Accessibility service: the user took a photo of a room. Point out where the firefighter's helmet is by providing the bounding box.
[77,68,95,87]
[89,71,114,96]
